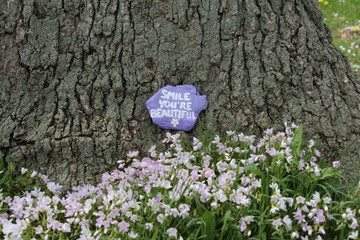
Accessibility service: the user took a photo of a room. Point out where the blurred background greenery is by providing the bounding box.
[319,0,360,77]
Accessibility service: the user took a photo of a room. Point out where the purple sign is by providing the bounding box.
[146,85,207,131]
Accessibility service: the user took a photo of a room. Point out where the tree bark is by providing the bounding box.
[1,0,359,187]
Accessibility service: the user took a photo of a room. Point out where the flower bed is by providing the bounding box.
[1,123,359,239]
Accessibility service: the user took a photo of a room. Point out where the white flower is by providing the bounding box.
[84,199,95,214]
[291,232,299,238]
[242,216,255,224]
[21,168,28,175]
[35,226,43,234]
[128,231,138,238]
[349,231,358,239]
[272,218,283,229]
[61,223,71,232]
[214,190,227,202]
[171,118,179,127]
[2,219,27,239]
[210,202,218,209]
[270,183,279,189]
[216,161,228,172]
[323,197,331,204]
[226,130,235,135]
[127,151,139,157]
[167,228,178,237]
[145,223,153,230]
[157,214,165,223]
[296,196,306,205]
[270,206,280,214]
[47,182,63,194]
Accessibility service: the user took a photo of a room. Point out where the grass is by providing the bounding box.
[319,0,360,76]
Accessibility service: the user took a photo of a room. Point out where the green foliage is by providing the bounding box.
[0,152,46,198]
[291,124,303,158]
[200,211,216,240]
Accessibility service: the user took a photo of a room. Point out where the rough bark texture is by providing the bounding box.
[1,0,359,187]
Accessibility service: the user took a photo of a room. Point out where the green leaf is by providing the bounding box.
[244,165,264,178]
[7,161,15,171]
[291,124,303,158]
[201,211,216,240]
[320,167,341,180]
[151,229,159,240]
[0,170,11,185]
[186,218,202,228]
[0,152,4,171]
[220,211,232,239]
[195,196,207,216]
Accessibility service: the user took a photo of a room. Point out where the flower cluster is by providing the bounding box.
[0,123,359,239]
[269,183,334,239]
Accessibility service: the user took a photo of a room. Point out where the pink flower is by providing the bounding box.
[118,220,130,232]
[293,208,306,224]
[283,215,292,231]
[216,161,229,172]
[332,161,340,168]
[241,177,250,186]
[272,218,283,229]
[264,128,273,135]
[239,221,247,232]
[267,148,278,156]
[155,194,162,201]
[230,190,251,206]
[242,216,255,224]
[35,226,43,234]
[314,209,326,224]
[203,167,215,178]
[178,204,190,218]
[350,220,359,229]
[298,160,305,170]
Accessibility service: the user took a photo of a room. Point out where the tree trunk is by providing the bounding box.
[1,0,359,187]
